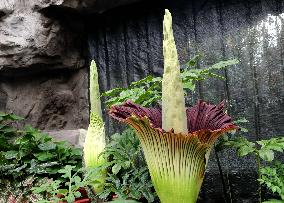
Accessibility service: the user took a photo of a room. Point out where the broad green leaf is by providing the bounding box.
[4,150,18,159]
[12,164,27,173]
[238,145,255,156]
[259,149,274,162]
[58,189,68,195]
[112,164,122,175]
[38,142,56,151]
[208,59,239,70]
[130,75,154,87]
[34,152,54,161]
[74,176,82,185]
[262,200,284,203]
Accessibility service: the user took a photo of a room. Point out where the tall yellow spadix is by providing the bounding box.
[162,9,187,134]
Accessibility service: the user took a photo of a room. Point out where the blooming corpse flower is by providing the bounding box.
[109,100,238,203]
[109,9,238,203]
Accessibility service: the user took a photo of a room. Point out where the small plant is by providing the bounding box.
[0,125,82,179]
[32,165,96,203]
[220,135,284,202]
[259,161,284,202]
[0,112,83,201]
[99,128,157,202]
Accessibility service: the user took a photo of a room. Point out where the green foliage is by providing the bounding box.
[102,75,162,107]
[182,58,238,92]
[222,136,256,157]
[259,161,284,201]
[257,138,284,162]
[102,56,238,107]
[99,128,157,202]
[32,165,97,203]
[0,112,23,150]
[222,136,284,162]
[220,133,284,202]
[0,112,83,200]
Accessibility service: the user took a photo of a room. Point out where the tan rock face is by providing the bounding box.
[0,0,85,70]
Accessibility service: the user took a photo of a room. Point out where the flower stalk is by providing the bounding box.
[83,60,106,193]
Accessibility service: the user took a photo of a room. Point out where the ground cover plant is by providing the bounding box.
[32,165,96,203]
[0,113,82,202]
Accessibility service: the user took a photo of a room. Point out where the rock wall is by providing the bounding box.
[0,0,140,130]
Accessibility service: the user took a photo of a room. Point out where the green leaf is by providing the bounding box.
[12,164,27,173]
[58,189,68,195]
[112,164,122,175]
[262,200,284,203]
[35,200,51,203]
[185,54,203,67]
[4,150,18,159]
[238,145,255,156]
[38,142,56,150]
[74,176,82,185]
[34,152,54,161]
[66,194,75,203]
[208,59,239,70]
[130,75,154,87]
[74,191,81,198]
[183,81,195,92]
[259,149,274,162]
[102,87,126,97]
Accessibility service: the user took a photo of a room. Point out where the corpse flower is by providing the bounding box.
[109,100,237,203]
[84,60,106,193]
[109,9,238,203]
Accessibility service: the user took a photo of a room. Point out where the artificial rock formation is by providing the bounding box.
[0,0,141,71]
[0,0,140,130]
[0,0,85,71]
[0,0,88,130]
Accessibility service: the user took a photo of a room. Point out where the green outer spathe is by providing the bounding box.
[126,116,209,203]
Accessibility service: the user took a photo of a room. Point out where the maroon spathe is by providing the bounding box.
[109,100,238,134]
